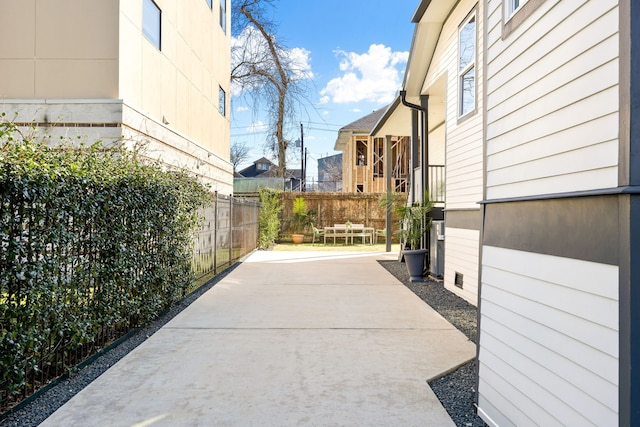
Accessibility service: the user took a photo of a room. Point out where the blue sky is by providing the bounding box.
[231,0,418,181]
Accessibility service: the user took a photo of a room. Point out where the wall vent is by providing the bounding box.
[454,272,463,289]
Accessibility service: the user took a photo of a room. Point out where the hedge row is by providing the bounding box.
[0,121,210,409]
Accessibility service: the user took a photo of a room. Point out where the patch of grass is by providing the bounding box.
[272,242,402,252]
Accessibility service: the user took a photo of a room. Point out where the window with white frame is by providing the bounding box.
[142,0,161,50]
[506,0,528,19]
[219,86,226,116]
[458,12,476,117]
[206,0,212,8]
[220,0,227,33]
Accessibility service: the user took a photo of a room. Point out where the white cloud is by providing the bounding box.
[288,47,314,80]
[236,106,249,112]
[320,44,408,104]
[231,27,314,97]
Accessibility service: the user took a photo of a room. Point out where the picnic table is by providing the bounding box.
[323,224,374,245]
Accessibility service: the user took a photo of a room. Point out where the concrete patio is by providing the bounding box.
[40,250,476,426]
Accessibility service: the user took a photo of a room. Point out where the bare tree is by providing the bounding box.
[319,156,343,191]
[231,0,311,178]
[230,140,251,172]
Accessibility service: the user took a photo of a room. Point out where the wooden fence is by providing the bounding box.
[278,192,402,242]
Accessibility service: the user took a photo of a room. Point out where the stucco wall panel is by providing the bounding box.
[0,60,35,97]
[35,60,118,98]
[0,0,35,58]
[35,0,118,59]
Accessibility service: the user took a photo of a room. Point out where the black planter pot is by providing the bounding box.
[403,248,428,282]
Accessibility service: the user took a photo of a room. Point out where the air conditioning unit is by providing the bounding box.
[429,220,445,278]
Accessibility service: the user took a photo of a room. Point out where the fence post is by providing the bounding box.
[229,194,233,268]
[214,191,218,275]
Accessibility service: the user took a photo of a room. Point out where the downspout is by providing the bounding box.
[400,90,430,252]
[400,90,428,205]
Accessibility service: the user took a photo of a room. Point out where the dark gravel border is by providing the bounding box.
[378,260,487,427]
[0,264,240,427]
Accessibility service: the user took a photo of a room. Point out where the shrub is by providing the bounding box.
[0,118,210,409]
[257,188,281,249]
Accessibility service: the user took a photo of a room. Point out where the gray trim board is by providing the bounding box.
[619,195,631,426]
[476,0,489,409]
[628,195,640,424]
[482,196,619,266]
[620,0,631,187]
[445,209,481,231]
[619,0,631,423]
[620,0,640,424]
[481,186,640,205]
[629,0,640,187]
[621,0,640,188]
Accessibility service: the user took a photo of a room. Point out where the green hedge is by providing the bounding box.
[257,188,282,249]
[0,121,210,408]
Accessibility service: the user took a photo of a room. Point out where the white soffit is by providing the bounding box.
[404,0,458,101]
[370,97,412,138]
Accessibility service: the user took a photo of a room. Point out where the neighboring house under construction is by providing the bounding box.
[334,108,410,195]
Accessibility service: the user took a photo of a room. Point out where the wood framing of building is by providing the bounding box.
[334,108,410,194]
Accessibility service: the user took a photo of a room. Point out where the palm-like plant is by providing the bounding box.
[396,193,434,250]
[289,196,314,234]
[378,191,434,250]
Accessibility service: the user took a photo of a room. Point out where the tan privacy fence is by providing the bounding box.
[279,192,401,241]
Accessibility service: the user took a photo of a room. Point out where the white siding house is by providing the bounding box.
[484,0,619,200]
[477,0,640,425]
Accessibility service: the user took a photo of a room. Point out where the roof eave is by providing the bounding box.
[370,95,401,136]
[403,0,459,99]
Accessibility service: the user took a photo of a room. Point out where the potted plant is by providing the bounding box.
[396,193,434,282]
[288,196,314,244]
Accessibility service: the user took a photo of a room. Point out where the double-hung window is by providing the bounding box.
[142,0,161,50]
[458,12,476,117]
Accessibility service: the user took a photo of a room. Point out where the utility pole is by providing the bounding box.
[304,147,308,192]
[300,123,305,192]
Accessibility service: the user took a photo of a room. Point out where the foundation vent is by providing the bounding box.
[454,272,463,289]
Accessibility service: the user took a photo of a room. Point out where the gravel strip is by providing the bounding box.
[0,264,239,427]
[378,259,487,427]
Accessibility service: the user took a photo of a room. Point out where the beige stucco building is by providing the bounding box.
[0,0,233,193]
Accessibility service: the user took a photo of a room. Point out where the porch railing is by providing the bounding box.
[428,165,445,203]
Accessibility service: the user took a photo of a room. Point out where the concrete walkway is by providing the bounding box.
[40,250,476,427]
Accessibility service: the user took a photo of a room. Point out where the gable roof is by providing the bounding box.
[237,157,277,178]
[334,106,390,151]
[236,157,301,181]
[339,108,388,133]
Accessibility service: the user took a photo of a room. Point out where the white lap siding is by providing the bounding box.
[478,246,618,426]
[485,0,619,200]
[444,227,479,305]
